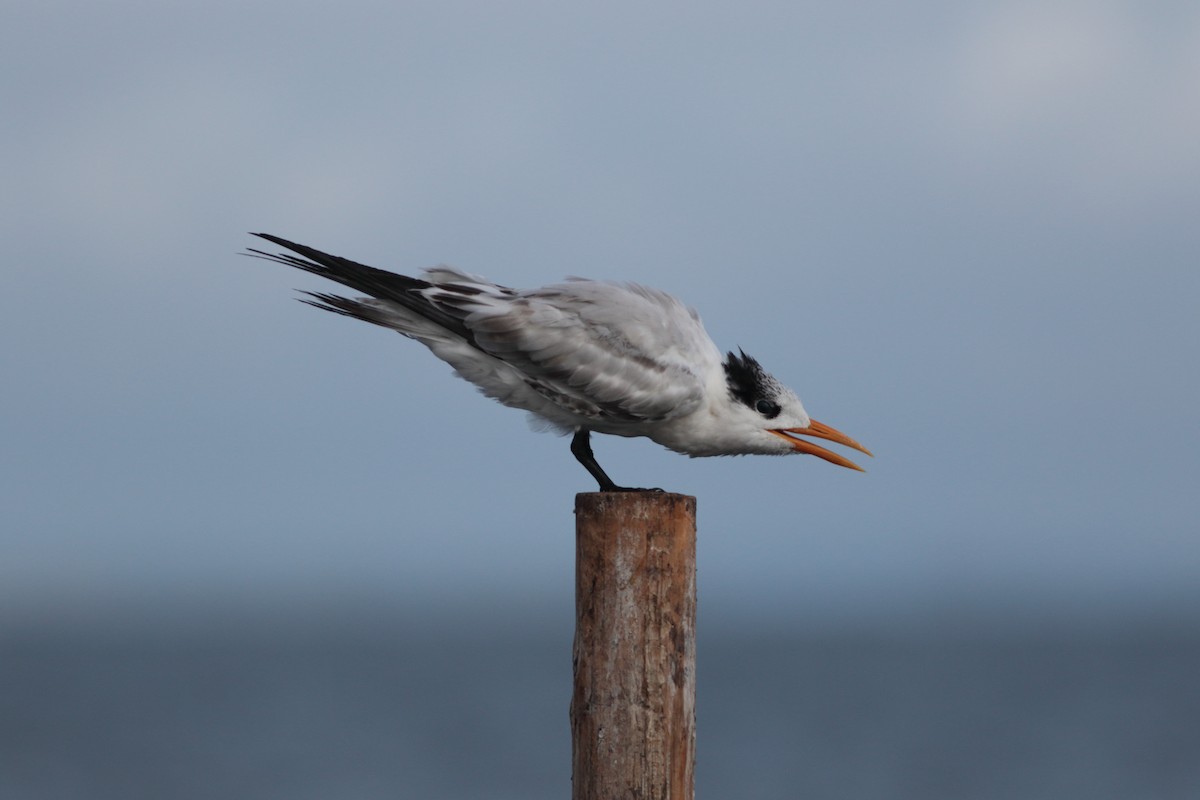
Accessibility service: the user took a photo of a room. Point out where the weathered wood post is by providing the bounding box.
[571,492,697,800]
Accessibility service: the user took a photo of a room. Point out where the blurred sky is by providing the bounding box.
[2,0,1198,630]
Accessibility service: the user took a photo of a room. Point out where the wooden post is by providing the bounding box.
[571,492,697,800]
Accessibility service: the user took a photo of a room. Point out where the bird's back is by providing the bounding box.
[426,277,719,432]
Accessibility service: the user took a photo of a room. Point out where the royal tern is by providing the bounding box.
[247,234,871,491]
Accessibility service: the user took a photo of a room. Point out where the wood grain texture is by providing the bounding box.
[571,492,696,800]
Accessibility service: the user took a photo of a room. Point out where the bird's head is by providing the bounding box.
[722,350,872,470]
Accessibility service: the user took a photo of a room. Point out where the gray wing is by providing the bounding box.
[436,279,716,424]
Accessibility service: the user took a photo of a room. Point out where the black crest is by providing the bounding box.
[723,349,782,418]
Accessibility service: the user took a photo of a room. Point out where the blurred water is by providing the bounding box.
[2,611,1197,799]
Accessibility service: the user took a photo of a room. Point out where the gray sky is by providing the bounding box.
[3,1,1198,628]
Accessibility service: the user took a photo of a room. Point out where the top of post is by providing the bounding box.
[575,492,696,515]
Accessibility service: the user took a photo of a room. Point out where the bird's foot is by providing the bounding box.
[599,484,665,493]
[573,429,665,493]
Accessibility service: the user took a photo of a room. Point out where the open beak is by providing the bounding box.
[769,419,874,472]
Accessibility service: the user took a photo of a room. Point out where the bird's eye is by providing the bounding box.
[755,399,781,419]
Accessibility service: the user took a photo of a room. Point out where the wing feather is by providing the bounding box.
[249,234,715,427]
[454,281,716,424]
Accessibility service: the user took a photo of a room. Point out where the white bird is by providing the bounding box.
[247,234,871,491]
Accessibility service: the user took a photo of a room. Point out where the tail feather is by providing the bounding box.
[247,233,476,345]
[248,233,428,299]
[297,291,397,327]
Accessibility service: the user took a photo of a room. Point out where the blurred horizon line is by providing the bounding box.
[5,580,1198,642]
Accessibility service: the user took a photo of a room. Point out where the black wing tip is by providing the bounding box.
[249,232,294,248]
[296,291,394,326]
[243,233,474,337]
[243,232,310,266]
[245,232,320,262]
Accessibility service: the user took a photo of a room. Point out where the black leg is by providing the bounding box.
[570,429,661,493]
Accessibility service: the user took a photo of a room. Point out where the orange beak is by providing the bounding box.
[768,419,873,472]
